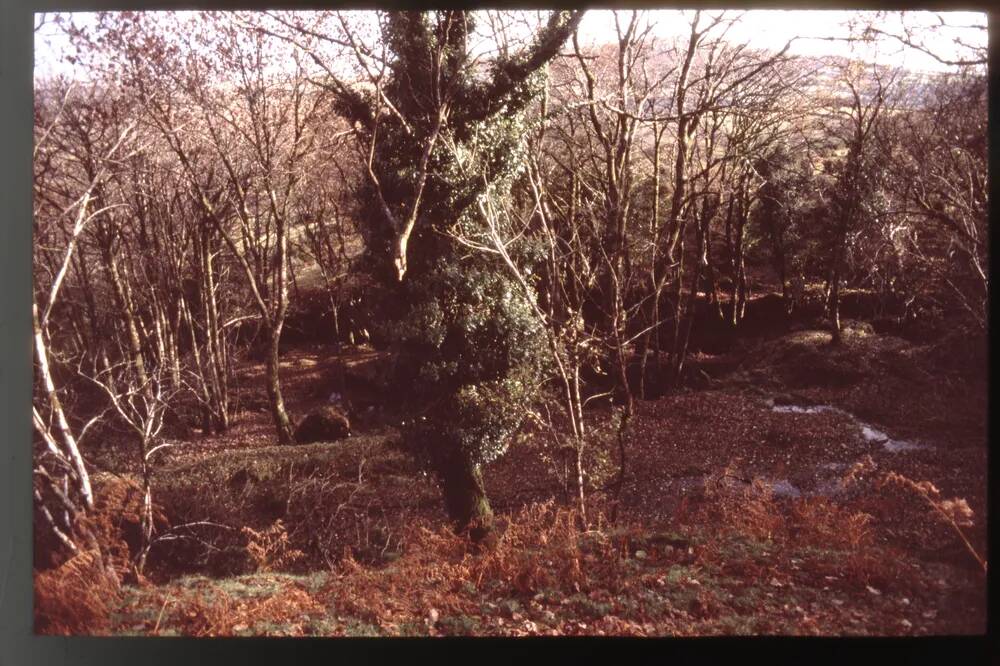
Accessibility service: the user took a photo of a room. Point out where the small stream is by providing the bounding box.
[769,401,929,453]
[661,399,932,501]
[762,398,932,497]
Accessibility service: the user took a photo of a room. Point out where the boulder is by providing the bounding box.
[293,406,351,444]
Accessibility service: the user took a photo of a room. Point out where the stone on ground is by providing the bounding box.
[294,406,351,444]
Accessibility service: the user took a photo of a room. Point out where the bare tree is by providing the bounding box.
[32,74,137,570]
[817,60,897,344]
[849,11,987,68]
[99,12,335,442]
[887,69,988,329]
[82,360,178,574]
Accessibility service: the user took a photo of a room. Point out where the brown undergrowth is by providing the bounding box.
[679,463,918,591]
[143,578,328,637]
[317,502,624,628]
[89,473,169,579]
[243,520,307,573]
[118,502,632,636]
[688,462,877,549]
[879,471,987,573]
[111,475,982,636]
[34,548,119,635]
[34,473,174,635]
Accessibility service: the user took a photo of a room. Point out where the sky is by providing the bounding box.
[34,9,987,81]
[575,10,986,72]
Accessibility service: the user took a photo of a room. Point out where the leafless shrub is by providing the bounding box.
[879,471,986,573]
[242,519,306,573]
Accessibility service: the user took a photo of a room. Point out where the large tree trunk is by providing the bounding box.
[268,208,295,443]
[265,322,295,444]
[440,456,494,542]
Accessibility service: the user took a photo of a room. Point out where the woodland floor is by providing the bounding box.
[45,300,988,637]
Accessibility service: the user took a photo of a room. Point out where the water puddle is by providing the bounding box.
[769,479,802,498]
[857,424,925,452]
[659,399,929,503]
[772,404,841,415]
[770,399,929,453]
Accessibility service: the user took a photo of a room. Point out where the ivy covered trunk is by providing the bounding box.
[440,457,494,540]
[326,11,582,541]
[393,262,550,543]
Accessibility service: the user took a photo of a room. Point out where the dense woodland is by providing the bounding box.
[32,10,988,637]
